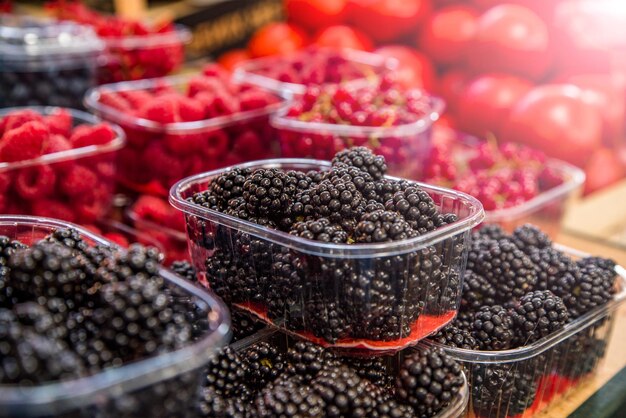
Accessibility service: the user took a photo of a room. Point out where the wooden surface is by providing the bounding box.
[536,232,626,417]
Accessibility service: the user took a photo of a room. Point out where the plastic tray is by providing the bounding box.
[84,74,286,196]
[232,46,396,95]
[427,246,626,418]
[98,25,191,84]
[0,215,230,418]
[271,94,444,180]
[0,106,125,224]
[0,15,103,108]
[170,158,485,352]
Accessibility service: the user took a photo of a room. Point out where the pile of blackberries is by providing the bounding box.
[187,147,466,343]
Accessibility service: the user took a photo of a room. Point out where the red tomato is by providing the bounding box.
[435,70,470,117]
[374,46,437,91]
[501,84,603,167]
[467,4,553,81]
[473,0,559,20]
[347,0,432,43]
[313,25,374,51]
[456,74,533,138]
[419,6,479,67]
[286,0,347,32]
[247,23,308,58]
[217,49,250,72]
[584,148,625,195]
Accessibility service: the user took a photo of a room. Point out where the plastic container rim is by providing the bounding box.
[232,46,399,95]
[83,74,289,134]
[102,24,192,49]
[0,215,231,414]
[427,244,626,364]
[0,106,126,171]
[169,158,485,258]
[270,94,445,138]
[126,206,188,242]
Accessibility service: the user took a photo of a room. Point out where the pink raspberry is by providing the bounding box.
[60,165,98,197]
[203,129,230,159]
[121,90,153,110]
[239,89,276,111]
[99,91,132,112]
[139,95,180,124]
[44,134,72,155]
[0,121,49,162]
[177,97,205,122]
[45,108,73,137]
[70,123,117,148]
[0,109,44,135]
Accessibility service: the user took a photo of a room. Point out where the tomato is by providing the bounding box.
[435,70,470,117]
[347,0,432,43]
[583,148,625,195]
[467,4,553,81]
[247,23,308,58]
[456,74,533,138]
[313,25,374,51]
[286,0,347,32]
[418,5,479,67]
[217,49,250,72]
[374,46,437,91]
[473,0,560,20]
[501,84,603,167]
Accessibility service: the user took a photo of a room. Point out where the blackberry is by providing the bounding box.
[46,227,90,253]
[231,310,264,342]
[511,290,569,346]
[204,346,251,399]
[430,325,479,350]
[197,387,249,418]
[286,341,338,382]
[475,224,507,241]
[306,169,326,185]
[528,246,578,292]
[189,190,220,211]
[472,239,538,303]
[303,291,351,343]
[95,244,162,284]
[511,224,552,254]
[384,185,440,234]
[451,311,473,333]
[471,363,540,418]
[254,374,325,418]
[577,256,616,277]
[13,301,66,341]
[242,341,287,390]
[289,218,350,243]
[243,168,295,216]
[342,355,395,391]
[332,146,387,180]
[170,260,196,282]
[553,329,607,378]
[372,398,417,418]
[209,167,253,209]
[328,163,378,200]
[205,248,262,305]
[224,197,279,229]
[267,249,306,320]
[355,210,418,243]
[396,347,464,418]
[312,365,379,417]
[0,235,27,266]
[472,305,515,350]
[304,178,365,224]
[459,270,496,312]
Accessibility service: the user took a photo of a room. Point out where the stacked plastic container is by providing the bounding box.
[0,216,230,418]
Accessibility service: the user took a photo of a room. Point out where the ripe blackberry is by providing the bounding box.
[528,246,578,292]
[204,346,251,399]
[472,239,538,303]
[511,224,551,254]
[475,224,507,241]
[550,265,616,319]
[511,290,569,346]
[242,341,287,390]
[372,398,417,418]
[289,218,349,243]
[577,256,616,277]
[328,163,378,200]
[0,235,27,266]
[209,167,252,210]
[231,310,264,342]
[332,146,387,180]
[396,347,464,418]
[254,374,325,418]
[205,248,262,305]
[305,178,366,224]
[243,168,295,216]
[451,310,473,333]
[305,169,326,185]
[472,305,515,350]
[460,270,496,312]
[197,387,249,418]
[267,249,306,320]
[46,227,90,253]
[95,244,161,284]
[304,291,351,343]
[224,196,279,229]
[286,341,338,382]
[553,329,607,378]
[189,190,220,211]
[170,260,196,282]
[355,210,418,243]
[384,185,439,234]
[430,325,479,350]
[471,363,539,418]
[312,365,379,417]
[342,355,395,391]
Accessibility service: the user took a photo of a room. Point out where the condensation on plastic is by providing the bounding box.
[426,246,626,418]
[232,47,398,95]
[0,215,230,418]
[170,159,485,351]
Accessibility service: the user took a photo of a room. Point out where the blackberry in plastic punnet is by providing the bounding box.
[304,178,366,225]
[170,260,197,282]
[328,163,378,200]
[553,329,608,378]
[95,243,162,284]
[189,190,220,211]
[431,325,479,350]
[231,310,264,342]
[46,227,90,253]
[224,197,279,229]
[451,310,473,333]
[511,224,552,254]
[312,365,379,417]
[373,398,417,418]
[205,248,262,305]
[384,185,440,234]
[289,218,350,243]
[472,305,515,350]
[396,347,464,418]
[209,167,253,210]
[243,168,295,216]
[460,270,497,312]
[304,291,352,343]
[254,374,325,418]
[0,236,27,265]
[528,246,579,292]
[332,146,388,180]
[471,363,540,418]
[286,341,338,382]
[472,238,538,303]
[204,346,251,399]
[343,355,395,391]
[242,341,287,390]
[511,290,569,345]
[197,387,249,418]
[355,210,418,243]
[577,256,617,277]
[475,224,507,242]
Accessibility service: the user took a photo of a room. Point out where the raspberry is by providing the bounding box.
[177,97,205,122]
[239,89,276,111]
[231,130,265,160]
[45,108,73,137]
[187,76,226,98]
[14,165,57,199]
[99,91,132,112]
[120,90,153,109]
[0,109,44,134]
[131,195,173,226]
[43,134,72,155]
[204,129,230,159]
[138,95,180,124]
[70,124,117,148]
[144,142,186,186]
[164,132,205,156]
[60,165,98,197]
[31,199,76,223]
[0,121,48,162]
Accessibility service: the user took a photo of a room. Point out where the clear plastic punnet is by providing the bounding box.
[0,106,125,224]
[84,74,286,196]
[170,159,485,352]
[232,46,397,95]
[0,14,103,108]
[427,246,626,418]
[0,215,230,418]
[271,94,444,180]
